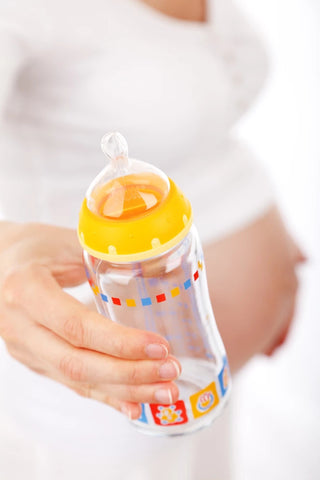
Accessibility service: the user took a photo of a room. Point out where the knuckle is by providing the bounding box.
[73,383,94,399]
[62,315,85,347]
[1,263,48,306]
[126,384,139,402]
[6,344,22,362]
[59,354,86,383]
[0,313,12,340]
[127,363,141,385]
[100,394,115,407]
[114,337,126,358]
[1,268,23,305]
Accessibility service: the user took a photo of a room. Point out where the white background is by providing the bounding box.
[233,0,320,478]
[0,1,319,478]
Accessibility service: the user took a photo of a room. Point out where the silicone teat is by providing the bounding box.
[86,132,170,220]
[101,132,130,174]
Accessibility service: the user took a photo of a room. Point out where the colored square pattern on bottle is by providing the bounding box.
[112,297,121,306]
[150,400,188,426]
[126,298,136,307]
[190,382,219,419]
[218,357,230,396]
[86,259,204,308]
[156,293,166,303]
[170,287,180,297]
[141,297,152,306]
[92,285,99,295]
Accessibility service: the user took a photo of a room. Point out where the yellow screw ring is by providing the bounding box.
[78,179,193,262]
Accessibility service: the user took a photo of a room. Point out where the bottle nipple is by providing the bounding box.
[101,132,130,174]
[87,132,170,220]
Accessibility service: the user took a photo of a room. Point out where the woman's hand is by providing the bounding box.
[0,222,180,419]
[204,206,305,372]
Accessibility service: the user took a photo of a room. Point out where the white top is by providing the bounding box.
[0,0,272,241]
[0,0,273,478]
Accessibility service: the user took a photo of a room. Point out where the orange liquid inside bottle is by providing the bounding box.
[91,173,169,220]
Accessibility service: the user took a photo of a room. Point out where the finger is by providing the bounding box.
[6,329,144,420]
[93,381,180,405]
[91,395,142,421]
[57,376,179,408]
[47,375,143,420]
[2,263,170,360]
[0,224,86,287]
[75,388,142,421]
[15,321,180,386]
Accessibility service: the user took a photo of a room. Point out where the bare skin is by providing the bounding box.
[204,207,305,372]
[139,0,207,23]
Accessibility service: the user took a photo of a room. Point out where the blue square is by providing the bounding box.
[184,279,191,290]
[100,294,108,302]
[141,297,152,306]
[137,403,148,424]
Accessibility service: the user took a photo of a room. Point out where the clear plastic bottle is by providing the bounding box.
[78,132,231,436]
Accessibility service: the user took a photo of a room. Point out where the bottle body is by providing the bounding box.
[83,225,231,435]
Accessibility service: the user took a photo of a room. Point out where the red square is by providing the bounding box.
[193,270,199,281]
[150,400,188,426]
[88,278,94,287]
[156,293,166,303]
[112,297,121,306]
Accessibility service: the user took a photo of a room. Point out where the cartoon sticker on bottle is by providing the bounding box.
[218,357,230,397]
[150,401,188,426]
[190,382,219,419]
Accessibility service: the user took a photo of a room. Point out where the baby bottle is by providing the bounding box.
[78,132,231,436]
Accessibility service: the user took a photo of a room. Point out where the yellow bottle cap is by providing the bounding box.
[78,132,192,262]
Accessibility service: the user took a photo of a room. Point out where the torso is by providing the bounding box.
[139,0,207,22]
[0,1,271,477]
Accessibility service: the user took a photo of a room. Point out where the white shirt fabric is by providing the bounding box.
[0,0,273,478]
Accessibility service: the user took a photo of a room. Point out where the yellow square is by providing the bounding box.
[92,285,99,295]
[171,287,180,298]
[190,382,219,419]
[126,298,136,307]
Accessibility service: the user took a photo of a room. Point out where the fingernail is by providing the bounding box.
[159,360,180,379]
[145,343,168,360]
[120,405,132,420]
[155,388,173,405]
